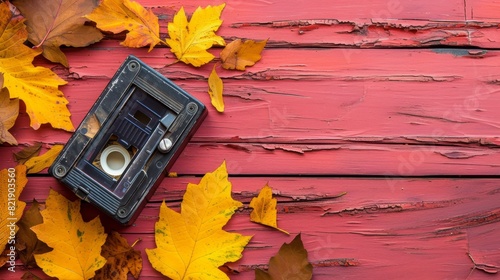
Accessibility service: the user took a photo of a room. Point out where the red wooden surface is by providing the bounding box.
[2,0,500,279]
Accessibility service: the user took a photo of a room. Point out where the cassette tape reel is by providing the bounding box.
[49,55,207,225]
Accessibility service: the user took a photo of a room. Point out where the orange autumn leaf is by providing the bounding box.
[146,161,252,279]
[167,4,225,67]
[93,231,142,280]
[220,39,267,71]
[86,0,161,51]
[0,82,18,145]
[208,66,224,112]
[255,234,313,280]
[0,165,28,254]
[24,144,63,174]
[0,2,73,131]
[15,0,103,67]
[250,184,289,234]
[31,189,107,280]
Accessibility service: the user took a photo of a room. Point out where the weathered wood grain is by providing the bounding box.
[3,142,500,176]
[8,44,500,145]
[143,0,500,48]
[7,177,500,279]
[2,0,500,279]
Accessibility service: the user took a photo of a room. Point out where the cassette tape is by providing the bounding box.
[49,55,207,225]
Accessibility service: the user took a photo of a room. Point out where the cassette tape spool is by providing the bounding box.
[49,55,207,225]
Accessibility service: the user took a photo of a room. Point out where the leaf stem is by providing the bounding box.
[131,238,142,248]
[33,0,63,49]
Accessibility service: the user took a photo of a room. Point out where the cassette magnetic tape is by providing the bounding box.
[49,55,207,225]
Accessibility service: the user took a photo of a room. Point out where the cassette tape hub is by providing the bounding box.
[49,55,207,225]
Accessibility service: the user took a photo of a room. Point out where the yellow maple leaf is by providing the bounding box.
[208,66,224,112]
[24,144,63,174]
[86,0,161,51]
[146,161,252,280]
[167,4,226,67]
[0,165,27,252]
[220,39,268,71]
[250,184,289,234]
[31,189,107,280]
[0,3,73,131]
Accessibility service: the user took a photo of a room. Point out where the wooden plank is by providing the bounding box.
[467,0,500,21]
[137,0,500,48]
[9,44,500,145]
[2,0,500,279]
[7,177,500,279]
[145,0,468,22]
[137,0,468,22]
[3,141,500,176]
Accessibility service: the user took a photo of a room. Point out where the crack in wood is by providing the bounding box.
[435,149,496,159]
[467,252,499,275]
[229,18,500,47]
[225,257,359,274]
[397,112,468,123]
[436,208,500,235]
[278,191,347,202]
[257,143,341,154]
[323,199,465,217]
[323,203,404,216]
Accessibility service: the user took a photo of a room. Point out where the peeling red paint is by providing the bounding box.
[2,0,500,279]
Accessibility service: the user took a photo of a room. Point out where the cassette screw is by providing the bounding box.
[54,165,66,178]
[117,207,128,218]
[158,138,173,153]
[128,61,139,71]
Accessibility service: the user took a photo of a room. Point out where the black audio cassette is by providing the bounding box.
[49,55,207,225]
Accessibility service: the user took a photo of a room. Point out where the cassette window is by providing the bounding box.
[76,86,177,197]
[133,110,151,126]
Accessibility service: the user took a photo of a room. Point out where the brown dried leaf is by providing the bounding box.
[24,144,63,174]
[14,0,103,67]
[93,231,142,280]
[21,271,44,280]
[0,247,9,268]
[256,234,313,280]
[16,200,52,268]
[220,39,267,71]
[14,142,42,164]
